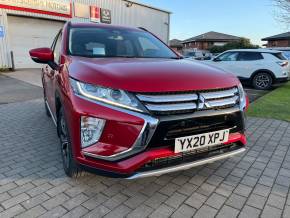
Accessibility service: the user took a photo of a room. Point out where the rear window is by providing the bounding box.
[283,51,290,60]
[271,52,288,60]
[238,52,263,61]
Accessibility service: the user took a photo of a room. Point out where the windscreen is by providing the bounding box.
[69,27,178,59]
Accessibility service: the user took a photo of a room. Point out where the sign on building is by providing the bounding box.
[90,6,101,23]
[101,9,111,24]
[0,26,4,38]
[0,0,71,15]
[74,3,90,18]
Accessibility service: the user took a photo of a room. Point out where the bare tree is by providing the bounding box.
[274,0,290,24]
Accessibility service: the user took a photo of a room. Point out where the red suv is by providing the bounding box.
[29,22,248,179]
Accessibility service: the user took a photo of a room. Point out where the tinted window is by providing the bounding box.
[69,27,178,59]
[270,52,287,60]
[238,52,263,61]
[217,52,238,61]
[282,51,290,60]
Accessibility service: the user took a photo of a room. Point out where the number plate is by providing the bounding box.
[174,129,230,153]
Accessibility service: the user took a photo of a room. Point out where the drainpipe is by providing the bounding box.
[10,51,15,71]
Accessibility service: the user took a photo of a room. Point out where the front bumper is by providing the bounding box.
[68,94,246,178]
[276,76,289,83]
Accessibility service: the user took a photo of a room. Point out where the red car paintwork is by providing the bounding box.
[29,48,54,63]
[30,22,246,177]
[68,56,240,92]
[76,133,247,175]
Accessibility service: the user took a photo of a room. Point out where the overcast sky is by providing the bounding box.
[138,0,289,45]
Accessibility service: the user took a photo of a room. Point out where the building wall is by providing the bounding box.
[267,40,290,48]
[183,40,238,51]
[183,41,213,50]
[0,0,170,68]
[0,10,11,68]
[170,46,182,52]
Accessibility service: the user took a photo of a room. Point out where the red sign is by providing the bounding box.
[90,6,100,23]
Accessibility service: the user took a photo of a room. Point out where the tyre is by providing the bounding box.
[57,107,80,177]
[252,72,273,90]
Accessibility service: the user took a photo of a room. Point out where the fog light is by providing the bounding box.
[81,116,106,148]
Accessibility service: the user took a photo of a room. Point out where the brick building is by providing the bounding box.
[169,39,183,52]
[182,31,241,50]
[262,32,290,48]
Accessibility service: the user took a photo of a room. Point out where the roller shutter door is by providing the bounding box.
[8,16,64,69]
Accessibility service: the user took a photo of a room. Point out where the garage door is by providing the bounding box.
[8,16,65,69]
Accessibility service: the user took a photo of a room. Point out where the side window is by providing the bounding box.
[53,31,62,64]
[218,52,238,61]
[270,52,288,60]
[238,52,263,61]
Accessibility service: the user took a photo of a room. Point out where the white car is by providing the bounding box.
[204,49,290,90]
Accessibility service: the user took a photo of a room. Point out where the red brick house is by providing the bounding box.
[262,32,290,48]
[182,31,242,50]
[169,39,183,52]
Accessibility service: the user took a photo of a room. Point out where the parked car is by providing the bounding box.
[29,22,247,179]
[204,49,290,90]
[183,50,212,60]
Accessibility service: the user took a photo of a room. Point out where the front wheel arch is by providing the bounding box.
[250,69,276,83]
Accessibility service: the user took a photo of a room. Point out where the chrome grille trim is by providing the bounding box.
[207,96,239,108]
[136,87,239,115]
[136,93,198,103]
[145,102,197,112]
[200,88,238,100]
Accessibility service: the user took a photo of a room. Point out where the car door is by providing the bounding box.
[236,52,264,78]
[44,30,62,115]
[209,51,239,76]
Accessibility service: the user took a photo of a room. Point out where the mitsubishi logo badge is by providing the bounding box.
[198,94,210,109]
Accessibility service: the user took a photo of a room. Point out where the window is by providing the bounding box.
[282,51,290,60]
[53,31,62,64]
[217,52,239,61]
[69,27,177,59]
[270,52,287,60]
[238,52,263,61]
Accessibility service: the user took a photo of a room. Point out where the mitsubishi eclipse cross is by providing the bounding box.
[29,22,248,179]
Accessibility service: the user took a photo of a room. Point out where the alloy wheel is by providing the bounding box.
[254,73,272,90]
[60,115,70,169]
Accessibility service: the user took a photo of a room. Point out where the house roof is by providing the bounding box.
[169,39,183,47]
[262,32,290,41]
[183,31,241,43]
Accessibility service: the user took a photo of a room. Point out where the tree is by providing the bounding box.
[273,0,290,24]
[209,38,260,54]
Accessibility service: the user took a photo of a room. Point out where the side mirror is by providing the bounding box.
[29,47,54,64]
[29,47,59,70]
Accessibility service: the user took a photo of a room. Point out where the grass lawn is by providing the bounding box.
[247,82,290,122]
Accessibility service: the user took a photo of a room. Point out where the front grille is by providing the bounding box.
[139,143,243,172]
[147,110,245,149]
[136,87,239,116]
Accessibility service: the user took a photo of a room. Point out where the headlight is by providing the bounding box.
[70,78,147,113]
[238,83,246,110]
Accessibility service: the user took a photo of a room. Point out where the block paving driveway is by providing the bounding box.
[1,98,290,217]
